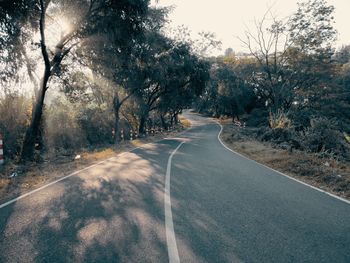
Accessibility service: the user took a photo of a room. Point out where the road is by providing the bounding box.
[0,111,350,263]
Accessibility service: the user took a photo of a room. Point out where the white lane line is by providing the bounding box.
[0,140,169,210]
[215,121,350,205]
[165,142,184,263]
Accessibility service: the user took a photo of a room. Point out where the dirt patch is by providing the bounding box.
[220,121,350,200]
[0,122,189,204]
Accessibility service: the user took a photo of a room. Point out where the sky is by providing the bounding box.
[152,0,350,55]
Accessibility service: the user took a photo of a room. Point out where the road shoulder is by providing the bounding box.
[219,120,350,201]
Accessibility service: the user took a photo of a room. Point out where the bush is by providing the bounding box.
[78,105,114,146]
[245,108,269,127]
[290,108,313,131]
[45,98,86,152]
[0,93,31,159]
[260,128,293,143]
[269,110,292,129]
[257,116,350,158]
[302,117,349,159]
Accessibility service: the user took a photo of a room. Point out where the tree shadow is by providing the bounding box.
[0,140,178,263]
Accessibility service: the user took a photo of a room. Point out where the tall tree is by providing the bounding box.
[70,6,168,143]
[286,0,337,97]
[131,33,209,133]
[239,9,298,112]
[239,0,337,114]
[1,0,150,160]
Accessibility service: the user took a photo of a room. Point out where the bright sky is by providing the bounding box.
[153,0,350,55]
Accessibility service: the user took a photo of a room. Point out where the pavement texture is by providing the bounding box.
[0,111,349,263]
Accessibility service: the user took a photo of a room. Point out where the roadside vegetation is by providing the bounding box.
[0,121,188,203]
[1,0,350,200]
[0,1,210,163]
[195,0,350,198]
[0,0,211,198]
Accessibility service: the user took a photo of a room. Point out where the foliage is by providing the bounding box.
[269,110,292,129]
[77,105,114,146]
[289,0,336,53]
[0,92,31,159]
[196,55,256,119]
[194,0,350,160]
[44,98,86,151]
[302,118,349,159]
[0,0,154,160]
[1,0,349,164]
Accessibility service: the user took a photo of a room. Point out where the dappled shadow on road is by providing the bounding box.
[0,119,233,263]
[0,141,177,263]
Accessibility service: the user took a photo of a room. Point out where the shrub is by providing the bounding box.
[78,105,114,146]
[260,128,293,143]
[269,110,292,129]
[302,117,349,159]
[245,108,269,127]
[0,93,31,159]
[44,98,86,152]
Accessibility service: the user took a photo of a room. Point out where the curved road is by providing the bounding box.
[0,111,350,262]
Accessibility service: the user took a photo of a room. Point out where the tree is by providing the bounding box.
[238,9,298,112]
[279,0,338,130]
[239,0,337,116]
[1,0,150,160]
[0,1,38,84]
[114,28,208,133]
[219,63,256,121]
[195,56,256,120]
[69,5,168,144]
[157,48,210,126]
[286,0,337,97]
[334,45,350,65]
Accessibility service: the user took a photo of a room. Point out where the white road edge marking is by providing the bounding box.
[0,152,134,209]
[165,141,184,263]
[0,117,194,210]
[0,140,169,209]
[215,121,350,205]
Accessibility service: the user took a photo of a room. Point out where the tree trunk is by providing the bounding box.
[174,113,179,124]
[214,104,219,118]
[170,114,174,127]
[231,104,239,122]
[138,108,149,134]
[139,114,146,134]
[114,107,121,144]
[113,95,121,144]
[20,69,50,161]
[160,114,168,129]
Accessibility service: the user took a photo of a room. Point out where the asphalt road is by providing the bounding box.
[0,111,350,263]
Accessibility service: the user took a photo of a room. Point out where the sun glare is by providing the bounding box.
[44,16,72,47]
[56,17,72,36]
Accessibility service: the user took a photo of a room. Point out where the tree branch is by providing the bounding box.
[39,0,51,71]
